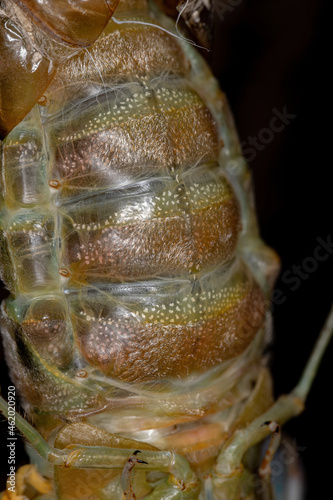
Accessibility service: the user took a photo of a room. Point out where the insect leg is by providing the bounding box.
[121,450,148,499]
[0,396,199,497]
[0,394,60,463]
[292,302,333,401]
[2,464,53,499]
[213,304,333,499]
[258,422,281,478]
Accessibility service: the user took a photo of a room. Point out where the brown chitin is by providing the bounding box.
[76,264,264,381]
[0,0,120,138]
[10,0,118,46]
[1,0,267,374]
[0,0,281,497]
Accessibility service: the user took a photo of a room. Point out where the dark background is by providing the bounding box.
[211,0,331,498]
[1,0,331,498]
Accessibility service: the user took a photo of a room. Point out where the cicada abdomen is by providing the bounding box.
[0,0,331,499]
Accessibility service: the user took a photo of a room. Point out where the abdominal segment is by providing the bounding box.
[0,2,268,417]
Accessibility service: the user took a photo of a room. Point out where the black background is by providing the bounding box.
[211,0,331,498]
[0,1,331,498]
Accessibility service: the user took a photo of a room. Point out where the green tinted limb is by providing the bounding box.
[121,449,148,499]
[214,304,333,497]
[61,446,198,498]
[0,395,59,461]
[293,303,333,400]
[0,395,198,497]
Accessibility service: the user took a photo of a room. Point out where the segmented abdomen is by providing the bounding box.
[0,2,273,422]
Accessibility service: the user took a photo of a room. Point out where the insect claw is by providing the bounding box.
[131,449,148,464]
[121,450,148,498]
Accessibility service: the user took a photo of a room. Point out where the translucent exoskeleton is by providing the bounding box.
[0,0,332,499]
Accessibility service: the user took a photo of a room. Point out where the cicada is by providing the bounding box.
[0,0,332,499]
